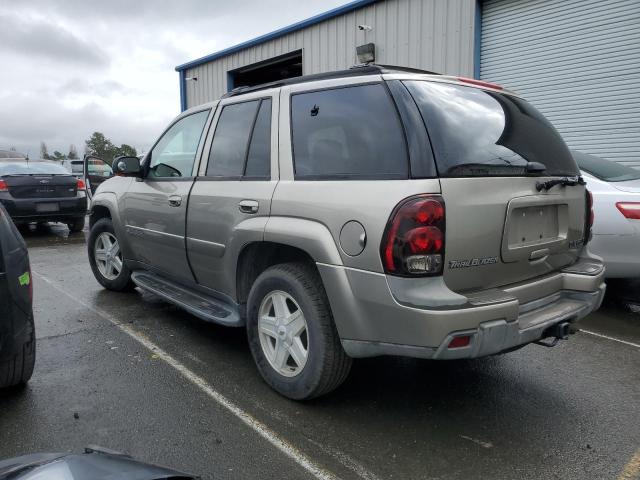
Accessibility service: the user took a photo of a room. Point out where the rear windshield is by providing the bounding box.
[404,81,579,177]
[0,161,70,176]
[573,151,640,182]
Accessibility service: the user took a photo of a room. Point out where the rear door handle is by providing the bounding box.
[168,195,182,207]
[238,199,259,214]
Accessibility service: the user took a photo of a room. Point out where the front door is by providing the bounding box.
[122,109,211,283]
[186,93,278,297]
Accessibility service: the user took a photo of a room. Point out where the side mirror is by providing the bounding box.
[113,156,142,176]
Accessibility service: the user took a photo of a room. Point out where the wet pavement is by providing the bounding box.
[1,221,639,480]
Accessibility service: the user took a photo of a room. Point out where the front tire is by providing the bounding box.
[0,319,35,389]
[88,217,134,291]
[247,262,352,400]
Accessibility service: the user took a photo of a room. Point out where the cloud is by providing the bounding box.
[0,13,109,67]
[0,0,347,155]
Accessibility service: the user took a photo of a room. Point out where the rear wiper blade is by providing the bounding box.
[536,176,586,192]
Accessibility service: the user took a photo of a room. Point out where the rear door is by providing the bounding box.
[403,80,587,292]
[121,109,211,284]
[186,91,278,296]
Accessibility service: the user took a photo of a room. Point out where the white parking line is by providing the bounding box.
[34,272,341,480]
[581,330,640,349]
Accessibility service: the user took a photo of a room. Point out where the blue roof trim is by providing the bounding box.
[179,70,187,111]
[175,0,380,72]
[473,0,482,79]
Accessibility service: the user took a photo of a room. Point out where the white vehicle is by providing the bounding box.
[575,151,640,278]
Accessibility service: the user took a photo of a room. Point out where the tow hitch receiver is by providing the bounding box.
[534,321,571,348]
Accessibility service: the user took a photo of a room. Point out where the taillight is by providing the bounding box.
[0,180,7,192]
[584,189,594,245]
[616,202,640,220]
[381,195,445,276]
[77,179,86,190]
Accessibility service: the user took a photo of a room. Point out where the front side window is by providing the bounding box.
[291,84,409,179]
[148,110,209,178]
[404,81,578,177]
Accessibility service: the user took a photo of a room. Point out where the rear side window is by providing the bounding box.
[245,99,272,178]
[206,98,271,178]
[404,81,579,177]
[291,84,408,179]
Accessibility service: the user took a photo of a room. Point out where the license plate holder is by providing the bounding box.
[36,203,59,212]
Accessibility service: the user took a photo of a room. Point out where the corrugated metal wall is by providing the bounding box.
[184,0,476,107]
[481,0,640,167]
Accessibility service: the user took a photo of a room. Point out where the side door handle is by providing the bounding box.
[238,199,259,214]
[168,195,182,207]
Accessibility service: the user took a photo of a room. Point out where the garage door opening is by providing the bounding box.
[228,50,302,90]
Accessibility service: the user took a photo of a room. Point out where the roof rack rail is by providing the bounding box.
[220,64,440,98]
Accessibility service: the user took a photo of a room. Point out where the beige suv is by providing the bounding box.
[85,65,605,400]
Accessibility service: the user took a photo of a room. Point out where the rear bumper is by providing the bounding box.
[0,194,87,222]
[318,257,606,359]
[589,233,640,278]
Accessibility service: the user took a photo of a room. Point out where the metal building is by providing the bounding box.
[175,0,639,166]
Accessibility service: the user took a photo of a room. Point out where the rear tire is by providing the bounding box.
[0,320,35,389]
[67,216,86,233]
[88,217,134,291]
[246,262,352,400]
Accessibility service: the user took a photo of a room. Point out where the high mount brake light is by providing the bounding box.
[616,202,640,220]
[456,77,503,90]
[381,195,445,276]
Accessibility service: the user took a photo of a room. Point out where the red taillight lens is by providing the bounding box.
[448,336,471,349]
[616,202,640,220]
[381,195,445,276]
[0,180,8,192]
[77,179,86,190]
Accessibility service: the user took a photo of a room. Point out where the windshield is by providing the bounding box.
[0,161,71,176]
[573,151,640,182]
[404,81,579,177]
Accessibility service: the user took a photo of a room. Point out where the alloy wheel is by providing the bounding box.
[258,290,309,377]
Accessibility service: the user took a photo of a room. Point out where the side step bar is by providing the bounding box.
[131,271,243,327]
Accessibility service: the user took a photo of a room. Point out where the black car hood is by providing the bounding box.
[0,447,198,480]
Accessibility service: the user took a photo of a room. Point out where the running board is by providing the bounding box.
[131,271,242,327]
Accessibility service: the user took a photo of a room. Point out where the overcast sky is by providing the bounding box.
[0,0,346,157]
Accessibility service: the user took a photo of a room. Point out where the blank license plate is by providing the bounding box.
[36,203,59,212]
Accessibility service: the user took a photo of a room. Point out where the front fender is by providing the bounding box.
[89,192,133,260]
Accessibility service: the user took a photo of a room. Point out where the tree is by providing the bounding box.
[115,144,137,158]
[52,151,67,161]
[85,132,116,164]
[68,144,79,159]
[40,141,50,160]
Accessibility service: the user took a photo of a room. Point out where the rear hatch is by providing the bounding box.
[403,80,586,293]
[611,179,640,194]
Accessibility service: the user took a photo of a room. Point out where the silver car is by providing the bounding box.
[575,151,640,278]
[85,65,605,400]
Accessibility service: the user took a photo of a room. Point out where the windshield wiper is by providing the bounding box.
[446,161,547,177]
[536,176,586,192]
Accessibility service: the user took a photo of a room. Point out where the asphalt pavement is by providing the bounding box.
[1,222,638,480]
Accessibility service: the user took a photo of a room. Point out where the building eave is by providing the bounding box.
[174,0,381,72]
